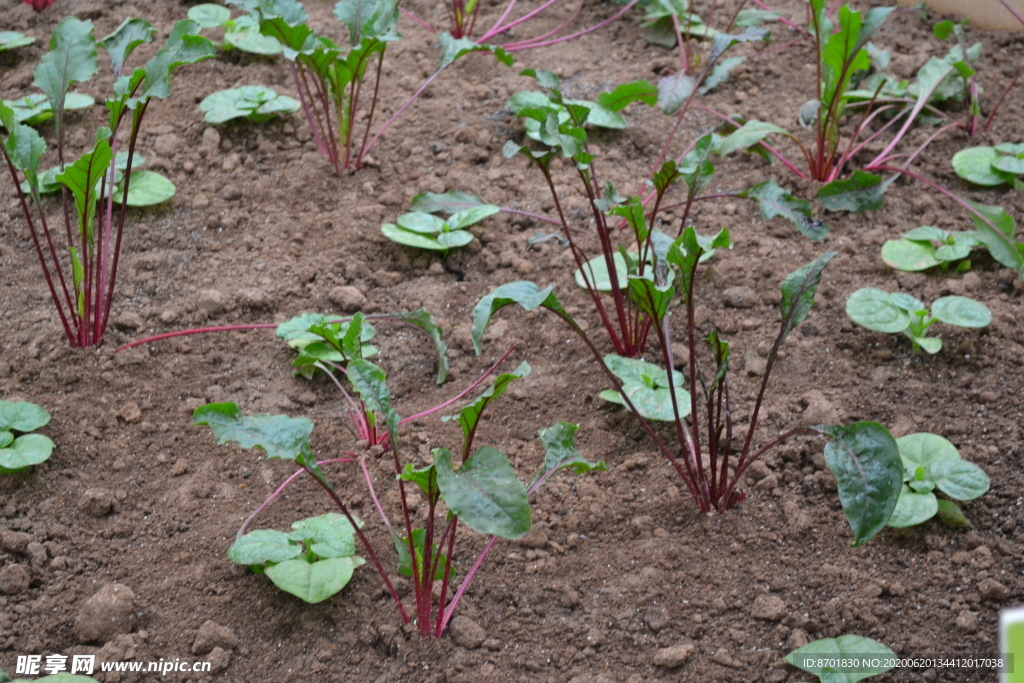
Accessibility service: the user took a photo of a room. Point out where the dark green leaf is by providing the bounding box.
[346,360,399,445]
[968,201,1023,273]
[778,251,836,344]
[471,281,572,354]
[699,56,745,94]
[446,362,530,447]
[138,20,215,101]
[936,499,972,528]
[392,528,448,580]
[193,402,313,461]
[596,80,658,111]
[740,180,826,240]
[437,33,513,71]
[816,170,885,213]
[435,446,531,539]
[398,463,437,498]
[628,277,674,323]
[657,71,696,115]
[817,422,903,546]
[530,422,606,489]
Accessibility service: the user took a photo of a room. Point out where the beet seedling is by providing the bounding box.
[2,92,94,126]
[0,31,35,52]
[472,240,904,545]
[188,3,285,55]
[380,203,499,253]
[887,433,990,529]
[881,226,981,273]
[845,288,991,354]
[195,359,604,635]
[0,17,213,348]
[0,400,54,474]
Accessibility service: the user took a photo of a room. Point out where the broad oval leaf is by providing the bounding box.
[930,296,991,328]
[846,288,909,333]
[381,223,446,251]
[600,354,691,422]
[952,146,1012,186]
[228,529,302,565]
[188,4,232,28]
[574,251,629,292]
[435,446,530,539]
[930,459,990,501]
[0,433,55,472]
[0,400,51,432]
[896,432,960,473]
[193,402,313,461]
[264,556,364,603]
[786,635,896,680]
[289,513,359,558]
[881,238,940,271]
[531,422,606,490]
[817,170,885,213]
[887,485,938,527]
[116,169,175,206]
[819,422,903,546]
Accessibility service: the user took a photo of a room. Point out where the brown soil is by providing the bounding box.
[2,0,1023,681]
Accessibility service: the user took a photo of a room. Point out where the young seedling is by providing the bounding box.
[887,433,990,529]
[0,400,54,474]
[381,203,499,253]
[199,85,300,124]
[228,513,365,603]
[195,359,605,636]
[2,92,95,126]
[785,635,896,682]
[29,152,176,207]
[472,242,904,546]
[845,288,991,354]
[0,17,214,348]
[188,3,284,55]
[953,143,1024,190]
[881,226,981,272]
[598,355,691,422]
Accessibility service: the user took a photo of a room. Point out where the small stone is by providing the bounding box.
[201,127,221,151]
[449,615,486,650]
[800,389,840,425]
[75,583,137,643]
[111,312,145,331]
[711,647,742,668]
[750,594,787,621]
[978,578,1009,601]
[192,620,239,655]
[746,460,770,482]
[521,527,549,549]
[0,564,31,595]
[723,286,757,308]
[80,488,117,518]
[197,289,227,317]
[153,133,182,157]
[955,610,979,632]
[206,646,231,673]
[972,546,994,569]
[652,642,694,668]
[0,529,33,554]
[786,628,809,650]
[220,184,242,201]
[328,285,368,311]
[644,606,670,631]
[118,402,142,424]
[170,459,189,477]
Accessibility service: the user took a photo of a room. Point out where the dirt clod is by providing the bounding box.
[74,583,137,643]
[192,620,240,655]
[0,564,31,595]
[652,642,694,668]
[449,615,486,650]
[80,488,118,518]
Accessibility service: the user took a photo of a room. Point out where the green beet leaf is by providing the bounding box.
[739,179,826,241]
[136,20,215,102]
[471,281,573,354]
[392,528,448,580]
[189,4,232,28]
[0,31,36,52]
[228,529,303,565]
[935,499,973,528]
[346,360,399,444]
[818,422,902,546]
[953,146,1015,186]
[435,446,531,539]
[968,202,1023,274]
[530,422,606,490]
[778,251,836,343]
[410,190,489,215]
[599,354,691,422]
[445,362,530,447]
[33,17,98,140]
[0,434,55,473]
[225,21,286,55]
[881,237,940,271]
[264,556,364,603]
[98,19,156,78]
[785,634,896,682]
[816,170,886,213]
[930,458,990,501]
[398,463,437,499]
[3,92,95,127]
[194,402,313,461]
[115,169,175,206]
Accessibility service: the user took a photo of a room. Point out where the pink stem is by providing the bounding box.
[237,456,355,537]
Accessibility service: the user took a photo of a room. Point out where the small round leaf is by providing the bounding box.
[228,529,302,566]
[896,432,960,472]
[952,146,1012,186]
[0,433,55,473]
[0,400,51,432]
[881,239,939,271]
[887,486,938,527]
[931,296,991,328]
[574,252,630,292]
[930,459,990,501]
[845,288,908,333]
[188,4,231,28]
[264,556,364,603]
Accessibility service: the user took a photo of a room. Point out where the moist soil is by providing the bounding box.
[1,1,1023,681]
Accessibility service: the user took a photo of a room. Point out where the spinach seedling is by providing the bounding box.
[199,85,300,124]
[887,433,990,529]
[598,355,691,422]
[785,635,896,682]
[380,204,498,253]
[0,17,214,348]
[0,31,36,52]
[0,400,54,474]
[473,245,904,546]
[29,152,176,207]
[845,288,991,354]
[953,143,1024,190]
[188,3,284,55]
[228,513,365,603]
[195,359,604,636]
[881,226,981,272]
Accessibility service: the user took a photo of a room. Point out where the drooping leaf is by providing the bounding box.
[446,362,530,447]
[778,251,836,343]
[699,56,745,94]
[193,402,313,461]
[968,201,1023,274]
[0,31,36,52]
[437,33,513,70]
[264,556,363,603]
[410,190,490,215]
[886,485,938,527]
[935,499,973,528]
[739,180,826,240]
[137,20,215,101]
[717,120,791,156]
[199,85,300,123]
[115,169,176,206]
[656,71,697,114]
[598,354,690,422]
[817,422,903,546]
[471,281,572,354]
[596,80,658,111]
[816,170,886,213]
[532,422,605,489]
